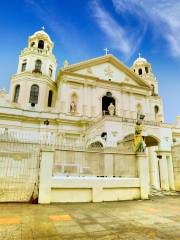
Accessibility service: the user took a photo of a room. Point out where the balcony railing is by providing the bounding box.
[95,112,161,127]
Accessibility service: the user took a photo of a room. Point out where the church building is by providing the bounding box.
[0,30,180,202]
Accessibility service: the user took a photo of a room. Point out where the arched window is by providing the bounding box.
[34,59,42,73]
[21,60,27,72]
[38,40,44,49]
[29,84,39,104]
[13,85,20,103]
[138,68,142,75]
[154,105,159,118]
[49,66,53,77]
[31,42,35,47]
[48,90,53,107]
[151,84,155,96]
[145,66,149,73]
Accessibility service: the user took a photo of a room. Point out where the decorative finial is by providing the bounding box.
[63,60,69,68]
[104,48,109,55]
[41,26,45,31]
[138,52,141,58]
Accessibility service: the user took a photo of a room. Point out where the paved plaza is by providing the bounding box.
[0,196,180,240]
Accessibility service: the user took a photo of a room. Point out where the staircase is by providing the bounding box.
[149,185,179,197]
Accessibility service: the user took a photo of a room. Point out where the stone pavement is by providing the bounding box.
[0,196,180,240]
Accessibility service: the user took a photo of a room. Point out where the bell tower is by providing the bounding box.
[10,28,57,110]
[132,54,158,96]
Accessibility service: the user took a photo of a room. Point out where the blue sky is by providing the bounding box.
[0,0,179,123]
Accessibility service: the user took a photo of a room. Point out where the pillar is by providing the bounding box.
[156,151,169,191]
[39,148,54,204]
[148,146,160,189]
[167,155,175,190]
[136,153,149,199]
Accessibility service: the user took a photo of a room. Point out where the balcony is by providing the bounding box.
[95,111,161,127]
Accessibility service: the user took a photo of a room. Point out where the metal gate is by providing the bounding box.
[0,138,40,202]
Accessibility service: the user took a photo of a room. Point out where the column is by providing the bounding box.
[39,148,54,204]
[167,155,175,190]
[136,153,149,199]
[148,146,160,189]
[157,151,169,191]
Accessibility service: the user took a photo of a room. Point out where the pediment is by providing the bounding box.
[61,55,150,88]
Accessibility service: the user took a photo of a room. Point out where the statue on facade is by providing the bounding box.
[70,101,76,113]
[108,103,115,116]
[134,119,146,153]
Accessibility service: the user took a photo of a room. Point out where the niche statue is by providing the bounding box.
[70,101,76,113]
[134,120,146,153]
[108,103,115,116]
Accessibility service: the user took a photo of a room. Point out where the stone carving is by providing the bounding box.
[86,67,93,74]
[108,103,115,116]
[70,101,76,113]
[104,65,113,79]
[134,120,146,153]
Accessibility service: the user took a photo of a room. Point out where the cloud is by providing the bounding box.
[112,0,180,57]
[90,0,147,60]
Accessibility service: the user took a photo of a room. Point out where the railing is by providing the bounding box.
[21,47,50,56]
[95,113,161,127]
[53,148,137,178]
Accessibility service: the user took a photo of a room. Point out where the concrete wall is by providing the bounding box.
[50,177,141,203]
[38,149,149,203]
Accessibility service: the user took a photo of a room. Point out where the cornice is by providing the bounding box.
[11,72,57,88]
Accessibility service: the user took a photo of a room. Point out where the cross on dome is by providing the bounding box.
[138,53,141,58]
[41,26,45,31]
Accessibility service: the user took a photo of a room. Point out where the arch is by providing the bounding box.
[70,92,78,113]
[13,85,20,103]
[145,135,160,147]
[34,59,42,73]
[48,90,53,107]
[88,140,104,149]
[88,141,103,149]
[102,92,115,115]
[29,84,39,105]
[38,40,44,49]
[121,133,160,147]
[138,68,142,75]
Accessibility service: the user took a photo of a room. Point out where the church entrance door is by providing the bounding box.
[102,92,115,115]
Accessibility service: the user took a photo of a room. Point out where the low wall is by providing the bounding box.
[50,177,141,203]
[38,149,149,204]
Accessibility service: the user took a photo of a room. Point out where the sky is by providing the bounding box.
[0,0,179,123]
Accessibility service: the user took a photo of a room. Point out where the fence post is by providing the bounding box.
[39,148,54,204]
[136,152,149,199]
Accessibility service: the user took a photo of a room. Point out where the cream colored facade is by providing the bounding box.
[0,30,180,199]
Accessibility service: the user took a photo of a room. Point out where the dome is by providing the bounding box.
[133,56,148,65]
[29,30,52,44]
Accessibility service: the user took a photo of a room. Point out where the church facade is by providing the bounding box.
[0,30,180,199]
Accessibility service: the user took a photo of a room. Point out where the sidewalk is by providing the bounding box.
[0,196,179,240]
